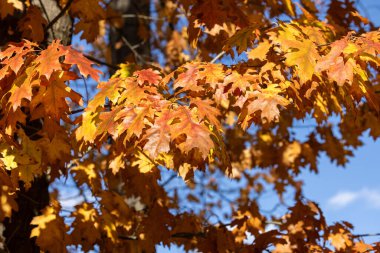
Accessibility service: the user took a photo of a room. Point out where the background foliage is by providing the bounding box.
[0,0,380,252]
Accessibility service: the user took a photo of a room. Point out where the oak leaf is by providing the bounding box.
[0,0,23,19]
[282,39,320,84]
[143,109,172,158]
[0,40,35,77]
[69,203,101,252]
[132,151,156,173]
[241,84,290,128]
[30,72,83,121]
[190,98,221,128]
[135,68,162,86]
[170,107,214,159]
[174,62,202,92]
[30,204,68,253]
[35,41,65,80]
[115,105,154,141]
[18,6,47,42]
[61,45,102,81]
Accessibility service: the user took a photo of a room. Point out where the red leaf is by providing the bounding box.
[134,69,161,86]
[61,46,102,81]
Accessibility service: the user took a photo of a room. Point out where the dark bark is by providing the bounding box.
[3,177,50,253]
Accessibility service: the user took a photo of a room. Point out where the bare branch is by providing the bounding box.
[160,174,177,187]
[109,26,147,65]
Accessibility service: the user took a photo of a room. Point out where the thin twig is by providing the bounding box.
[210,51,226,63]
[84,54,119,70]
[37,0,56,40]
[353,232,380,238]
[118,232,205,241]
[160,174,177,187]
[113,27,147,65]
[18,193,40,205]
[121,14,165,21]
[120,35,147,64]
[45,0,75,31]
[83,77,90,105]
[69,108,85,115]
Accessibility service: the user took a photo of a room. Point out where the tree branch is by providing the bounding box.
[69,108,85,115]
[118,232,205,241]
[84,54,119,70]
[210,51,226,63]
[353,232,380,238]
[45,0,74,31]
[110,27,147,65]
[160,174,177,187]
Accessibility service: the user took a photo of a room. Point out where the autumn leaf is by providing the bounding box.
[316,37,355,85]
[132,150,156,173]
[196,63,225,88]
[95,106,122,140]
[0,185,18,219]
[174,62,202,92]
[8,65,38,111]
[241,84,290,127]
[223,26,258,54]
[61,45,102,81]
[247,40,272,61]
[71,162,102,193]
[109,154,125,174]
[70,0,106,21]
[282,39,320,84]
[18,6,47,42]
[190,98,221,128]
[69,203,101,252]
[170,107,214,158]
[74,20,101,42]
[0,0,23,19]
[30,203,68,253]
[143,109,172,158]
[30,72,83,121]
[35,41,65,80]
[86,78,123,111]
[0,40,35,77]
[115,105,154,141]
[134,68,162,86]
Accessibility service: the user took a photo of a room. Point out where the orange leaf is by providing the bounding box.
[35,40,65,80]
[135,68,162,86]
[61,45,102,81]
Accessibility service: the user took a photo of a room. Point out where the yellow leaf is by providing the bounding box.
[283,0,295,17]
[30,205,67,253]
[132,151,156,173]
[0,147,17,170]
[283,39,320,84]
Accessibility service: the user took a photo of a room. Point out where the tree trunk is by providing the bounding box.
[2,0,149,251]
[3,2,73,252]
